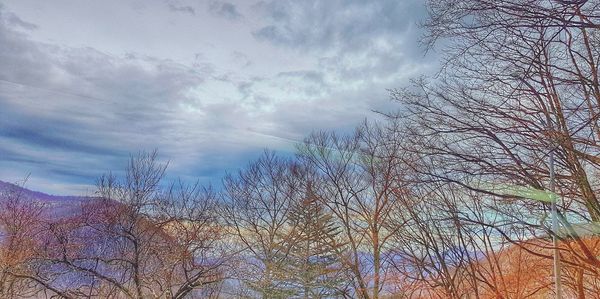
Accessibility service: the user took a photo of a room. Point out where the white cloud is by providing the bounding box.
[0,0,433,194]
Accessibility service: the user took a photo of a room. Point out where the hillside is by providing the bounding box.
[389,237,600,298]
[0,180,96,218]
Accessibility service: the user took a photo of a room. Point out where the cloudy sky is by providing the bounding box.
[0,0,434,195]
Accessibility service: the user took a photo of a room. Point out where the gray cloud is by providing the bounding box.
[253,0,424,51]
[0,1,432,194]
[0,7,297,194]
[252,0,430,85]
[168,4,195,15]
[208,1,242,20]
[0,3,36,30]
[6,12,37,30]
[0,9,218,192]
[164,0,196,15]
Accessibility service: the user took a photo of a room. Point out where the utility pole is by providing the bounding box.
[549,150,563,298]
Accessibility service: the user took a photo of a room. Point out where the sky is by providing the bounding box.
[0,0,434,195]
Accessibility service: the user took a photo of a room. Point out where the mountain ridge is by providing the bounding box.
[0,180,97,201]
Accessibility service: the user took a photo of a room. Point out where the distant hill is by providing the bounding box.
[387,236,600,298]
[0,180,98,218]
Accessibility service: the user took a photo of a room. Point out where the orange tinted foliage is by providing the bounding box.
[390,238,600,298]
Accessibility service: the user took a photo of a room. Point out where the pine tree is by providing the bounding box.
[246,262,297,299]
[277,184,347,298]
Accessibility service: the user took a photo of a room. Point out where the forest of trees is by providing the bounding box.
[2,0,600,298]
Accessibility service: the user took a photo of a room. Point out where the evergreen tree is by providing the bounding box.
[246,261,297,299]
[277,184,347,298]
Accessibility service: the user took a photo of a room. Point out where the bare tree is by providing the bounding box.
[0,179,56,298]
[384,0,600,296]
[400,0,600,221]
[297,122,409,299]
[28,151,227,298]
[222,151,306,298]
